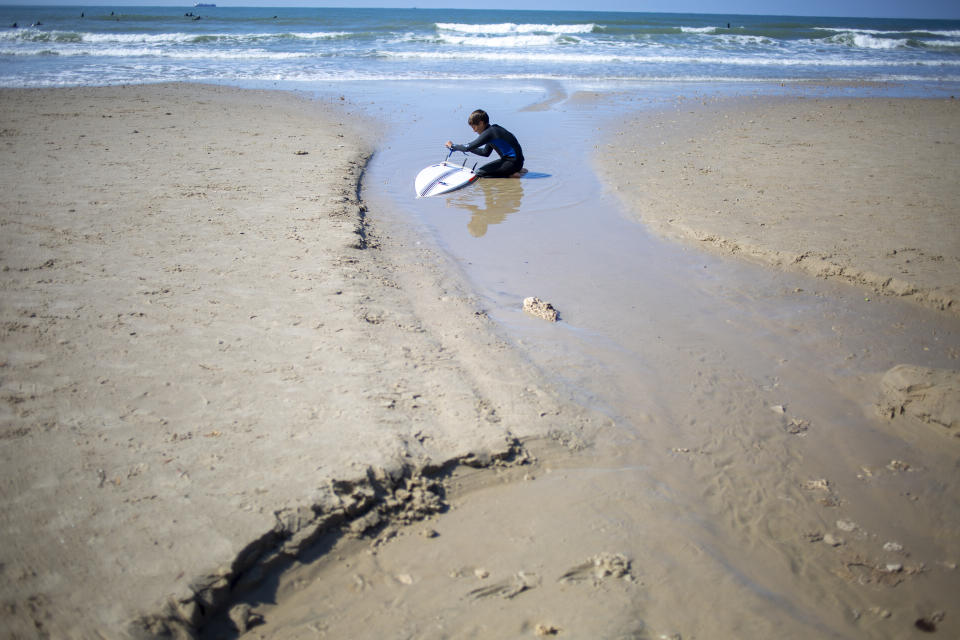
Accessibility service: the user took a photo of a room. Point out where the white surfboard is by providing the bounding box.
[415,160,478,198]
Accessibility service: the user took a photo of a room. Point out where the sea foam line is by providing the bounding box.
[0,29,352,44]
[436,33,574,47]
[435,22,596,35]
[816,27,960,37]
[0,46,314,60]
[381,49,960,67]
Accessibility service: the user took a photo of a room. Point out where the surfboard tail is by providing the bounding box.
[414,161,478,198]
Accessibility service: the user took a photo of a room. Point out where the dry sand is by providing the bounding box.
[0,84,594,637]
[597,97,960,315]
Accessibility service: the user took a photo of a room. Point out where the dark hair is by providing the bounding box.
[467,109,489,126]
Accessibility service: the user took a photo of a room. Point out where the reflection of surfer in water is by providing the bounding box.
[462,178,524,238]
[445,109,527,179]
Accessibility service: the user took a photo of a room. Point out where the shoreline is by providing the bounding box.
[0,84,597,637]
[596,96,960,316]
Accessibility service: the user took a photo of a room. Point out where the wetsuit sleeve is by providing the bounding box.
[450,129,494,156]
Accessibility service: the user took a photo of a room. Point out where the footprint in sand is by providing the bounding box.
[467,571,540,600]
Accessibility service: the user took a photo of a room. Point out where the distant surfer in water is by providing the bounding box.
[445,109,526,178]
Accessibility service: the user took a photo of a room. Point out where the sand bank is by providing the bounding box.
[597,97,960,315]
[0,84,593,637]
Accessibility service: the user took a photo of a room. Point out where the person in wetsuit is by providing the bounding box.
[445,109,524,178]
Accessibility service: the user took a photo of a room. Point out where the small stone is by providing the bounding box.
[823,533,844,547]
[836,519,857,532]
[474,568,489,579]
[885,563,903,573]
[883,541,903,553]
[535,623,560,636]
[786,418,809,434]
[887,459,910,472]
[802,478,830,491]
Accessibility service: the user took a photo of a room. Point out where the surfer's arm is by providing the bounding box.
[449,142,492,156]
[449,129,494,156]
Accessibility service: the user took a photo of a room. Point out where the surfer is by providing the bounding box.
[445,109,525,178]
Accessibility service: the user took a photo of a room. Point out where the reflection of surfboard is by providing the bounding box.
[415,158,478,198]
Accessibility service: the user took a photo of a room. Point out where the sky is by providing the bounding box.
[4,0,959,20]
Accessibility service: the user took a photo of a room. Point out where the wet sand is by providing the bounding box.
[2,85,959,639]
[243,92,959,640]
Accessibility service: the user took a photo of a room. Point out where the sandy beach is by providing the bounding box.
[597,96,960,315]
[0,84,594,637]
[2,84,959,639]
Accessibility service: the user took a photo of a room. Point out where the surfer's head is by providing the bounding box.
[467,109,489,133]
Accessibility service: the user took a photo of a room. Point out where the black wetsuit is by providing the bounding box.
[450,124,524,178]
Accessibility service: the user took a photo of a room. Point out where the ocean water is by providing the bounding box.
[1,5,959,89]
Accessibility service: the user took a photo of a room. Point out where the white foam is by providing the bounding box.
[818,27,960,37]
[826,32,909,49]
[715,34,773,46]
[436,33,568,48]
[1,29,351,45]
[435,22,595,35]
[8,46,313,60]
[380,48,960,68]
[921,38,960,48]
